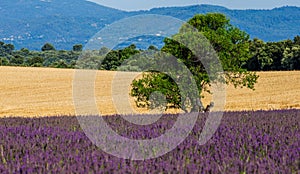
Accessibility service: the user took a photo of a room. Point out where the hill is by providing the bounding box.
[140,5,300,42]
[0,0,299,50]
[0,0,127,50]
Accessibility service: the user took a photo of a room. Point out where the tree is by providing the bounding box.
[19,48,30,56]
[99,47,110,55]
[41,43,55,51]
[0,57,9,66]
[10,55,24,65]
[50,59,69,68]
[4,44,15,54]
[148,45,159,51]
[282,45,300,70]
[247,40,279,71]
[246,38,265,71]
[0,43,14,56]
[100,44,140,70]
[294,35,300,45]
[131,13,258,112]
[26,56,44,67]
[73,44,83,52]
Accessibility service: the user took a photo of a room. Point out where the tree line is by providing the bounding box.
[0,37,299,71]
[0,41,150,70]
[246,36,300,71]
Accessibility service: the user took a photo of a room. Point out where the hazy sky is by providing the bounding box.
[88,0,300,11]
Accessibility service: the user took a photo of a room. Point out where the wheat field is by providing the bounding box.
[0,66,299,117]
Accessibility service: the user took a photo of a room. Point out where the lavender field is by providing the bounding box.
[0,110,299,173]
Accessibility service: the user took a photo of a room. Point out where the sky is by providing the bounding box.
[88,0,300,11]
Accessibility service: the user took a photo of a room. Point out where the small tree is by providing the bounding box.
[282,45,300,70]
[10,55,24,65]
[50,59,69,68]
[73,44,83,52]
[0,57,9,66]
[26,56,44,67]
[100,44,140,70]
[41,43,55,51]
[294,35,300,45]
[148,45,159,51]
[99,47,110,55]
[4,44,15,54]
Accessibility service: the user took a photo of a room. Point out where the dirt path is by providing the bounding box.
[0,66,299,117]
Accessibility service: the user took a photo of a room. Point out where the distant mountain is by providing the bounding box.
[138,5,300,42]
[0,0,299,50]
[0,0,127,50]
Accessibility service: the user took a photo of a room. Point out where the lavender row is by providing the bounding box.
[0,110,299,173]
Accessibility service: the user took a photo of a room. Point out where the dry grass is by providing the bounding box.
[0,66,299,117]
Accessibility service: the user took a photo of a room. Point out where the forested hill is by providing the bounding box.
[0,0,127,50]
[0,0,299,50]
[139,5,300,42]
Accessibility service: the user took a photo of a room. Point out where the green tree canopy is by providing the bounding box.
[131,13,259,112]
[41,43,56,51]
[0,57,9,66]
[10,54,24,65]
[100,44,140,70]
[73,44,83,52]
[282,45,300,70]
[26,56,44,67]
[294,35,300,45]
